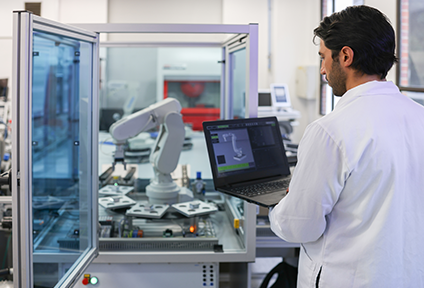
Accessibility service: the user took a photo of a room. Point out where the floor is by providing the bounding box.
[219,257,282,288]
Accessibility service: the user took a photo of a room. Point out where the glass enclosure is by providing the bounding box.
[99,46,222,132]
[230,48,247,119]
[14,20,258,288]
[86,24,257,264]
[31,30,95,286]
[96,42,253,262]
[13,12,99,288]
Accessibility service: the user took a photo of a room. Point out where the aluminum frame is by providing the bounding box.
[11,16,260,286]
[78,22,259,124]
[76,22,259,264]
[11,21,258,269]
[72,23,251,34]
[12,11,99,288]
[222,24,259,120]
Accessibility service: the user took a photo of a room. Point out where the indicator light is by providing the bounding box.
[234,218,240,229]
[82,274,90,286]
[90,276,99,285]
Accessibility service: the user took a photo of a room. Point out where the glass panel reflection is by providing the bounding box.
[32,30,93,287]
[97,44,248,256]
[230,48,246,119]
[99,46,221,132]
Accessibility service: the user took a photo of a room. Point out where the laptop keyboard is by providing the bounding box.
[229,179,290,197]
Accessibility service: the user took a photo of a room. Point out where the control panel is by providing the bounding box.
[74,262,218,287]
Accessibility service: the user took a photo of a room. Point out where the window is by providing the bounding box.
[319,0,364,115]
[397,0,424,105]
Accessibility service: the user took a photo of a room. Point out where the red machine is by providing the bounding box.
[164,80,220,131]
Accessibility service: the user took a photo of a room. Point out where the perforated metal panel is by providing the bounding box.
[99,237,219,251]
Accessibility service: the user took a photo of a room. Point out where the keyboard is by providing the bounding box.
[229,179,290,197]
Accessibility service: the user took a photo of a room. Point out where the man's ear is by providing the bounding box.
[340,46,354,67]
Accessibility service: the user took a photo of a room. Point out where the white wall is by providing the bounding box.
[109,0,222,24]
[60,0,107,24]
[272,0,321,142]
[221,0,322,142]
[0,1,24,84]
[222,0,270,89]
[365,0,398,83]
[0,0,108,97]
[107,0,224,42]
[0,0,400,141]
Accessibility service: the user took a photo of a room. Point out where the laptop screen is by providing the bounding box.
[203,117,290,187]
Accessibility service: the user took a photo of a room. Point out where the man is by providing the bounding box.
[269,5,424,288]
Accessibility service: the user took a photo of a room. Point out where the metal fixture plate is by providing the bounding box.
[125,202,169,219]
[99,195,136,209]
[99,185,134,196]
[172,200,218,217]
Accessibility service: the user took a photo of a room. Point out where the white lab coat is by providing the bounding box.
[269,81,424,287]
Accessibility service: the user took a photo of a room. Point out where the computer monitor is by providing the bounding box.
[0,79,8,99]
[270,83,291,109]
[258,89,272,112]
[99,108,124,131]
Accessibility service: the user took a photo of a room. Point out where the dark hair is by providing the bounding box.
[314,5,398,79]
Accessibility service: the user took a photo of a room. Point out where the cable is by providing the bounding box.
[171,219,186,237]
[0,268,11,277]
[0,119,8,140]
[118,218,125,238]
[99,137,115,157]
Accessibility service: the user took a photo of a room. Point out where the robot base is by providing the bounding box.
[146,183,194,205]
[233,154,246,161]
[146,182,179,204]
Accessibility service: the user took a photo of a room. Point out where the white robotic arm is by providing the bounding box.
[109,98,183,165]
[223,133,246,161]
[110,97,182,142]
[109,98,186,204]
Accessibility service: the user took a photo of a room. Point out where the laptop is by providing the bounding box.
[203,116,291,207]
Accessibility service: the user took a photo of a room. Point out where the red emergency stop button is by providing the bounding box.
[82,274,91,285]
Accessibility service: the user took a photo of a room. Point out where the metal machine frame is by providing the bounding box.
[12,13,259,287]
[12,11,100,287]
[74,22,259,265]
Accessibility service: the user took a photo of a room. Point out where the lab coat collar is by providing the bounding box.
[334,80,400,110]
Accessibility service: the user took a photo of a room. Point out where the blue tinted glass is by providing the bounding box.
[230,48,246,119]
[32,30,93,286]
